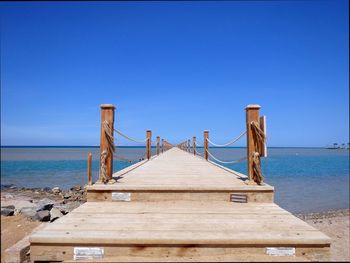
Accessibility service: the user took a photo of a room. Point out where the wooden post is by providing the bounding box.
[246,104,261,184]
[204,130,209,160]
[161,139,164,153]
[87,152,92,185]
[146,130,152,160]
[188,139,190,152]
[193,136,196,155]
[99,104,115,182]
[156,136,160,155]
[260,116,267,157]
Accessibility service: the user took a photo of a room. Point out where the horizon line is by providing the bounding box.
[0,145,336,149]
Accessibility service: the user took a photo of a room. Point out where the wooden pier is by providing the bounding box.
[29,104,331,262]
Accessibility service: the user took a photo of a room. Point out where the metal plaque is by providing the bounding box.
[230,194,248,203]
[112,192,131,201]
[74,247,104,260]
[266,247,295,256]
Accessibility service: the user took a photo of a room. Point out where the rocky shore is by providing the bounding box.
[1,184,86,222]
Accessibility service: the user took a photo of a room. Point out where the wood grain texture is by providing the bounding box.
[100,104,115,180]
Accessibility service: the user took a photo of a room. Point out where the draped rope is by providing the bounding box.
[206,149,247,164]
[195,149,204,155]
[206,131,247,147]
[114,128,147,144]
[114,154,145,163]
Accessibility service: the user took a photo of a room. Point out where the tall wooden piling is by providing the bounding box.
[146,130,152,160]
[204,131,209,160]
[87,152,92,185]
[99,104,115,181]
[193,136,196,155]
[246,104,261,184]
[156,136,160,155]
[161,139,164,153]
[187,139,190,153]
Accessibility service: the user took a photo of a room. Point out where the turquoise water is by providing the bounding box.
[1,147,349,213]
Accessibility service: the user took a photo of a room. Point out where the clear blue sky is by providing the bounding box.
[1,1,348,147]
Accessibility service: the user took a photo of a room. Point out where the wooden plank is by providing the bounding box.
[31,245,330,262]
[87,191,274,202]
[30,229,330,245]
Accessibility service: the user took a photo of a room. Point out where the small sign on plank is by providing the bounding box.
[112,192,131,201]
[74,247,104,260]
[266,247,295,256]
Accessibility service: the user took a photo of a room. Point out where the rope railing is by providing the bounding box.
[114,128,148,144]
[114,154,146,163]
[206,130,246,147]
[206,149,247,164]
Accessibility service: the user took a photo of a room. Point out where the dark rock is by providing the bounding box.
[50,207,63,222]
[36,210,50,222]
[1,207,14,216]
[36,198,55,211]
[63,193,72,199]
[54,201,81,214]
[2,205,15,210]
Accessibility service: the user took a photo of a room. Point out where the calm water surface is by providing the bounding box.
[1,147,349,213]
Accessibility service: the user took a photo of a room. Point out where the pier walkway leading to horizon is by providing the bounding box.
[30,147,331,262]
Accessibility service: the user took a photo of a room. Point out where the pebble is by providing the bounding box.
[63,193,72,199]
[52,186,61,194]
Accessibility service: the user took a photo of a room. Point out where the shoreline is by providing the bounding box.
[1,185,349,262]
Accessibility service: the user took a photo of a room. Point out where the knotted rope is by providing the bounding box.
[102,121,115,153]
[250,121,266,184]
[252,152,263,184]
[100,150,109,183]
[99,121,116,184]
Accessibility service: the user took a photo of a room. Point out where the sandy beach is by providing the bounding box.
[1,186,349,262]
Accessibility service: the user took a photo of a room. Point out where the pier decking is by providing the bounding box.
[30,148,331,262]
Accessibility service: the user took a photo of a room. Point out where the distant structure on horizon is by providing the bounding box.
[325,142,350,149]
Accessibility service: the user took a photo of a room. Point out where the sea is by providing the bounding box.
[1,146,349,214]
